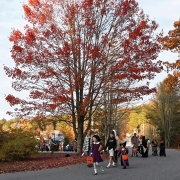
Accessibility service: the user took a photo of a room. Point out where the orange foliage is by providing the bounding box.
[39,14,46,25]
[28,0,40,7]
[162,19,180,91]
[163,20,180,52]
[23,5,33,20]
[57,123,74,140]
[163,72,179,92]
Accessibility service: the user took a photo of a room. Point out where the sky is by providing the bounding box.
[0,0,179,120]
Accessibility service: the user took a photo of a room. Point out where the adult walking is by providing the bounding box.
[131,133,138,148]
[138,135,142,155]
[147,139,151,150]
[82,130,93,156]
[71,138,77,152]
[131,133,138,156]
[141,136,148,157]
[159,137,166,156]
[114,134,121,164]
[50,138,57,154]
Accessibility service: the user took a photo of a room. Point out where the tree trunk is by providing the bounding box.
[77,115,84,154]
[52,121,56,130]
[72,113,78,139]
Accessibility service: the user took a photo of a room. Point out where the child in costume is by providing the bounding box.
[132,145,138,157]
[118,142,129,169]
[91,135,104,175]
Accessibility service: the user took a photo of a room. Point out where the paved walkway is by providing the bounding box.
[1,149,180,180]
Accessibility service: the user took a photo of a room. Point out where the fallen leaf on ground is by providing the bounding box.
[0,153,108,174]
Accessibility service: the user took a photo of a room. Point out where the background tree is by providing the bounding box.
[103,90,132,141]
[56,121,74,140]
[32,115,74,140]
[91,106,131,142]
[145,82,180,147]
[127,105,151,137]
[128,107,141,133]
[5,0,162,153]
[32,116,49,132]
[116,108,130,140]
[90,109,106,140]
[162,19,180,91]
[0,119,7,130]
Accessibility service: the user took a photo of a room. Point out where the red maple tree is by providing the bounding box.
[5,0,163,152]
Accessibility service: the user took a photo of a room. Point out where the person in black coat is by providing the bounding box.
[141,136,148,157]
[159,137,166,156]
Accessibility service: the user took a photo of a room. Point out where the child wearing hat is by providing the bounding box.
[118,142,129,169]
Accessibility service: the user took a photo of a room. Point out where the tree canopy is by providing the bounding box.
[4,0,163,152]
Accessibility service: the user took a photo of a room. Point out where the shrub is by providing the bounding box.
[0,128,39,161]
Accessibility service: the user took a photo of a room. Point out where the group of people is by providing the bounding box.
[82,130,166,175]
[82,130,129,175]
[131,133,149,157]
[131,133,166,158]
[40,137,78,153]
[40,138,61,153]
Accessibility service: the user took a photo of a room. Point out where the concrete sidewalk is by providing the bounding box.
[1,149,180,180]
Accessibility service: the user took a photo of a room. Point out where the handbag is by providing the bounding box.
[143,146,147,153]
[86,156,93,165]
[122,154,128,161]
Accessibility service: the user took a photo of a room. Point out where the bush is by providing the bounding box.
[0,128,39,161]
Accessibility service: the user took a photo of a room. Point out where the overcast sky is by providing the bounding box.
[0,0,179,120]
